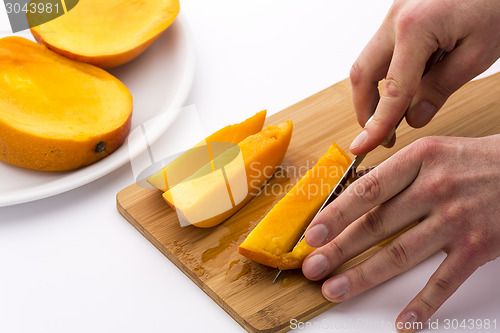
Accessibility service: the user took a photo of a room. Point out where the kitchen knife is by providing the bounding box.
[272,49,447,283]
[272,118,403,283]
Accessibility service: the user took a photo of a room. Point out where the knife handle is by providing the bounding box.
[376,112,406,147]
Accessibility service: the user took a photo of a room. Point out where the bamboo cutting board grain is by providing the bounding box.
[117,72,500,333]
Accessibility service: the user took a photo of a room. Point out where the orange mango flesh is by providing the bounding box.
[29,0,180,68]
[0,37,132,171]
[163,120,293,228]
[147,110,266,191]
[238,143,352,269]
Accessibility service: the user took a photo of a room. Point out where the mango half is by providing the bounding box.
[239,143,352,270]
[0,37,133,171]
[29,0,180,68]
[164,121,293,228]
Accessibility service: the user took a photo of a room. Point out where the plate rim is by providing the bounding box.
[0,14,195,207]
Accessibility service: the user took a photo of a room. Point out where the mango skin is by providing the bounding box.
[29,0,180,68]
[147,110,267,191]
[0,37,133,171]
[164,121,293,228]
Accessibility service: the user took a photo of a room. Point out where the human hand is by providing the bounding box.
[302,135,500,332]
[349,0,500,155]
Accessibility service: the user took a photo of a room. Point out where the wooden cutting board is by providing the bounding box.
[117,72,500,333]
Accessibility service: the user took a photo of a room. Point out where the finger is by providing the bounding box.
[395,249,479,332]
[407,40,499,128]
[350,25,395,127]
[302,182,430,281]
[382,131,397,148]
[350,29,438,155]
[305,144,422,248]
[318,215,446,303]
[355,167,376,178]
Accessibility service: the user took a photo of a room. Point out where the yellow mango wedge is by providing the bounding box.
[238,142,352,269]
[147,110,266,191]
[163,120,293,228]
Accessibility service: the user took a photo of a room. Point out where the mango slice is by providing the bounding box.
[163,120,293,228]
[147,110,267,191]
[29,0,180,68]
[0,37,133,171]
[238,143,352,269]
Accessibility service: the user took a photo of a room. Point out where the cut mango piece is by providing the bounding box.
[0,37,132,171]
[279,238,316,270]
[147,110,266,191]
[238,143,352,269]
[163,120,293,228]
[29,0,180,68]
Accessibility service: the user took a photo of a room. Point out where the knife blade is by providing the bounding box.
[272,118,402,283]
[272,152,365,283]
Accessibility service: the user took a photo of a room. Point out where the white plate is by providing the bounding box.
[0,15,195,207]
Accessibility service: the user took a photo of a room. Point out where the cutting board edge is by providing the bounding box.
[116,186,264,333]
[116,185,337,333]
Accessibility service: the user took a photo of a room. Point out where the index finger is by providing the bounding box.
[350,28,438,155]
[305,142,423,248]
[350,26,395,127]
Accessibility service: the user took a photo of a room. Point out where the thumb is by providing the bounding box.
[407,41,496,128]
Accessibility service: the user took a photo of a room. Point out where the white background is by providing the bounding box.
[1,1,500,333]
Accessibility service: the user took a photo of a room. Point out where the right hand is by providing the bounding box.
[349,0,500,155]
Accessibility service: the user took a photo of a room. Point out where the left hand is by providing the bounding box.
[301,135,500,332]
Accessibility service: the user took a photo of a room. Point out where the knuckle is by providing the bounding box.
[420,176,441,197]
[395,10,420,34]
[360,209,385,238]
[386,0,402,21]
[408,137,465,202]
[421,170,452,201]
[325,239,346,260]
[350,59,363,86]
[432,275,453,294]
[355,172,382,203]
[324,204,348,231]
[415,293,438,314]
[421,169,461,204]
[383,76,412,100]
[461,48,490,72]
[460,231,489,260]
[352,265,370,289]
[438,204,465,225]
[411,136,443,161]
[386,241,410,268]
[427,78,456,100]
[394,6,434,41]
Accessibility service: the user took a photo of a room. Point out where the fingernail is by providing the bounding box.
[350,130,367,151]
[398,311,418,331]
[306,224,329,247]
[323,275,349,300]
[411,100,436,127]
[365,115,374,126]
[302,254,329,280]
